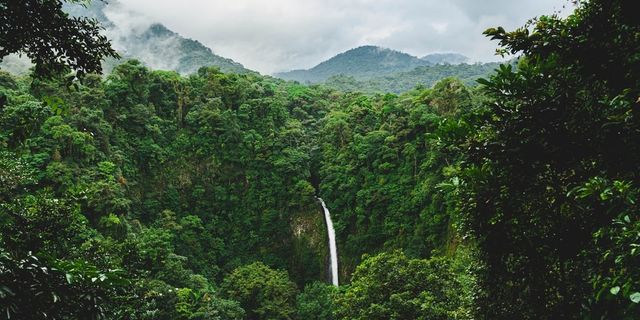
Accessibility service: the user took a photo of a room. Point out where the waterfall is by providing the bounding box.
[318,198,339,286]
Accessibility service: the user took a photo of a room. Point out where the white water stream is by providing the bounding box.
[318,198,339,286]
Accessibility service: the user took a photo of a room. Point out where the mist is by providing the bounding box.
[110,0,572,74]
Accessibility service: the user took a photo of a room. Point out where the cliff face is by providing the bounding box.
[290,204,329,287]
[290,205,330,286]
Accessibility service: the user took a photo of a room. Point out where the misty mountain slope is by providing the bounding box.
[274,45,433,83]
[105,23,249,75]
[64,1,251,75]
[324,62,502,94]
[421,53,469,64]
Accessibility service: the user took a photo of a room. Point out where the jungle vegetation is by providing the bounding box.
[0,0,638,319]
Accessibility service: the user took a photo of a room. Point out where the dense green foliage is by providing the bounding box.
[0,63,468,318]
[275,45,499,94]
[0,63,326,318]
[295,282,337,320]
[1,0,639,319]
[319,77,476,274]
[221,262,298,320]
[335,251,468,319]
[458,0,640,318]
[324,62,502,94]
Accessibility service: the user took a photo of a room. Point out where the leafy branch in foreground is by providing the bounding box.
[0,0,118,78]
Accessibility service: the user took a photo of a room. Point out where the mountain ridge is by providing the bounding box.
[275,45,431,83]
[274,46,475,83]
[66,0,252,75]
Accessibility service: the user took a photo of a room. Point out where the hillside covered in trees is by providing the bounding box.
[274,46,499,94]
[323,62,503,94]
[1,0,639,319]
[274,46,495,87]
[275,46,432,83]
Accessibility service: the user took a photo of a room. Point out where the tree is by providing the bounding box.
[296,282,337,320]
[0,249,126,320]
[335,251,467,320]
[0,0,118,77]
[0,153,128,319]
[461,0,640,318]
[221,262,298,320]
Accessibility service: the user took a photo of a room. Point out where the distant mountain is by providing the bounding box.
[2,2,251,75]
[67,1,251,75]
[421,53,469,65]
[104,23,249,75]
[324,62,502,94]
[274,46,433,83]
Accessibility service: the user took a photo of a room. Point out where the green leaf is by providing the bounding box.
[630,292,640,303]
[610,286,620,295]
[624,215,631,223]
[65,273,73,284]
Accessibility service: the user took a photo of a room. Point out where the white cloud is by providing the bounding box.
[112,0,574,74]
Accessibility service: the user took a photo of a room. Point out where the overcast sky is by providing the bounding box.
[112,0,573,74]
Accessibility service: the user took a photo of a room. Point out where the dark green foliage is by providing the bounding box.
[5,1,639,316]
[0,63,327,318]
[324,62,502,94]
[0,152,126,319]
[296,282,338,320]
[0,249,126,320]
[221,262,298,320]
[0,59,475,318]
[460,0,640,318]
[335,250,467,319]
[0,0,118,77]
[319,78,475,274]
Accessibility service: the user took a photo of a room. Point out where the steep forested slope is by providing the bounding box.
[0,63,325,318]
[275,46,499,93]
[0,62,474,318]
[324,62,502,94]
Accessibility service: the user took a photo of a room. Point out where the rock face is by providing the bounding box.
[290,204,330,286]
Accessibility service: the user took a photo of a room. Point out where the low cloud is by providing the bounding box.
[104,0,572,74]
